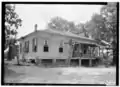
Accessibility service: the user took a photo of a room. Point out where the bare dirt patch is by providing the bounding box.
[4,65,116,85]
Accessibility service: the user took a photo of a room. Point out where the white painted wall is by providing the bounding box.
[19,31,70,60]
[19,30,99,60]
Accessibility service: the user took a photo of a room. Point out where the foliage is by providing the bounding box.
[101,3,117,46]
[85,3,117,43]
[5,4,22,49]
[101,3,117,65]
[75,23,89,37]
[48,17,85,34]
[47,3,117,65]
[48,16,71,31]
[85,3,117,65]
[85,14,107,41]
[47,16,89,37]
[5,4,22,64]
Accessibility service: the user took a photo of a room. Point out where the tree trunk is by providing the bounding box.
[111,39,117,65]
[17,56,20,65]
[112,49,116,65]
[8,45,13,61]
[16,45,20,65]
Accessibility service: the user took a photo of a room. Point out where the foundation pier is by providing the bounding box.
[66,59,70,66]
[89,59,92,67]
[79,59,81,66]
[53,59,56,65]
[36,58,41,65]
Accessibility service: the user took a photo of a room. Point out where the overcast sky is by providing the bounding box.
[15,4,103,38]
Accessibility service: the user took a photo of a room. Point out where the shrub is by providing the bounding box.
[99,54,113,67]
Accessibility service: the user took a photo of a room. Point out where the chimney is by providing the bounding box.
[34,24,37,32]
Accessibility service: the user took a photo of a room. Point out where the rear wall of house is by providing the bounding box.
[19,31,70,60]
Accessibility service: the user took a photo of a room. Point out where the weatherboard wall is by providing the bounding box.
[19,31,70,59]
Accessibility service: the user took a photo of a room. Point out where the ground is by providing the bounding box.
[4,63,116,86]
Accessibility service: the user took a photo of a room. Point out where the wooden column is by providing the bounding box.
[99,47,100,56]
[102,48,104,57]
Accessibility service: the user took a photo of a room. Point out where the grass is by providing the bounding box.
[4,63,116,85]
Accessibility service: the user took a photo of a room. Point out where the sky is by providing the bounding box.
[15,4,103,38]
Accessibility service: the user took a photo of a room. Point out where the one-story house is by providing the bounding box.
[18,25,101,66]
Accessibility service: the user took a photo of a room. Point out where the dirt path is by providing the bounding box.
[4,65,116,85]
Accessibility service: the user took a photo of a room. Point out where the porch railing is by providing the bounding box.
[72,53,99,58]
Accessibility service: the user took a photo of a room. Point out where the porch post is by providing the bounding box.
[99,47,100,56]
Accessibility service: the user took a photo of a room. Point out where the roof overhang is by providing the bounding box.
[17,29,98,46]
[70,38,98,46]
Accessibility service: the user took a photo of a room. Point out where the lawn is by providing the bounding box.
[4,64,116,85]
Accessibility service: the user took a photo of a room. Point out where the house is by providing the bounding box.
[18,24,100,66]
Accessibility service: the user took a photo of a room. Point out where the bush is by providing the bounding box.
[35,57,40,65]
[30,59,35,63]
[100,55,113,67]
[94,54,113,67]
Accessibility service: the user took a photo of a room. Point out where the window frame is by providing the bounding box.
[32,38,37,52]
[59,41,64,53]
[25,41,29,53]
[59,47,63,53]
[43,40,49,52]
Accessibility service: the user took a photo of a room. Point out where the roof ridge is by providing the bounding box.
[43,29,95,40]
[19,29,95,41]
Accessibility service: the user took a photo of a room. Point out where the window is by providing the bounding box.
[59,41,63,53]
[44,40,49,52]
[44,45,48,52]
[25,41,29,53]
[59,47,63,53]
[32,38,37,52]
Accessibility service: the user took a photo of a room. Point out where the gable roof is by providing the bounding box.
[19,29,94,39]
[18,29,97,44]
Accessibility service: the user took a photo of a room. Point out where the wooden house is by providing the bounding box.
[18,25,100,66]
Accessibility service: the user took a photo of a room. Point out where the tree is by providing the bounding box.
[5,4,22,64]
[48,16,90,36]
[47,16,77,33]
[5,4,22,48]
[85,3,117,65]
[100,3,117,65]
[85,14,107,40]
[47,16,68,31]
[75,23,89,37]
